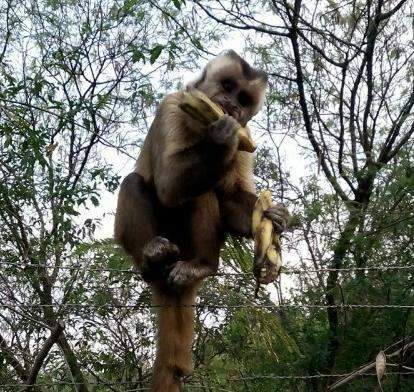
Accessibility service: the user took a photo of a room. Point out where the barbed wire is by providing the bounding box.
[2,371,414,389]
[1,260,414,275]
[1,263,413,390]
[0,260,137,274]
[0,381,149,389]
[228,371,414,380]
[1,302,413,310]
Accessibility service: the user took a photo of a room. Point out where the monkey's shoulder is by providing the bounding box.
[155,91,188,121]
[151,91,202,136]
[135,91,202,180]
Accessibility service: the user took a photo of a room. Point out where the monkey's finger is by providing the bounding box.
[265,203,290,216]
[211,114,240,133]
[167,261,195,291]
[263,211,287,233]
[263,209,287,220]
[209,115,238,145]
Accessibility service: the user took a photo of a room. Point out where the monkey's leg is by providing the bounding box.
[167,192,222,289]
[114,173,179,281]
[151,193,222,391]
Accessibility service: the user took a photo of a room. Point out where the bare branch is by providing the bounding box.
[0,332,28,381]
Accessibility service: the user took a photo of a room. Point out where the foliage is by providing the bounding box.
[0,0,414,391]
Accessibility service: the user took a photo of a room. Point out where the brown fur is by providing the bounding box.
[114,51,286,391]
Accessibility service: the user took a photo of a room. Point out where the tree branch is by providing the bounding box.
[25,322,65,391]
[328,340,414,390]
[0,332,28,381]
[286,0,349,202]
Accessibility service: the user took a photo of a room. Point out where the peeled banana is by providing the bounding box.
[252,190,282,285]
[179,89,257,153]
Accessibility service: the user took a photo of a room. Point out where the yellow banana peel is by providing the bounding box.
[179,89,257,153]
[252,190,283,285]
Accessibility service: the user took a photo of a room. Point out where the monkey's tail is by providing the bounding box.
[150,285,198,392]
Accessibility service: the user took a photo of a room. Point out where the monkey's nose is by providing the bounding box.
[223,102,237,116]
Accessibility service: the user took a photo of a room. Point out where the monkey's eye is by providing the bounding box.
[238,91,252,107]
[221,78,236,92]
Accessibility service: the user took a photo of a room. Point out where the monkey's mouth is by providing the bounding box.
[216,102,240,121]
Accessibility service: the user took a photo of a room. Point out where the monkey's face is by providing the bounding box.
[195,55,267,127]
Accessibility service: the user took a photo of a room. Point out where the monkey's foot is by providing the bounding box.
[143,236,179,263]
[167,261,198,290]
[141,237,179,281]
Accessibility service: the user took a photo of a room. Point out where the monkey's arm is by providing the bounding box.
[152,94,239,207]
[220,188,256,237]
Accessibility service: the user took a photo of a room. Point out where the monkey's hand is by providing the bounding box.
[208,114,239,147]
[263,204,291,233]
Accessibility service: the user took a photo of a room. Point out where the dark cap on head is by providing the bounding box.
[220,50,268,83]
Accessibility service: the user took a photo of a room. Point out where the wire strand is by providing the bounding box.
[1,260,413,275]
[2,371,414,388]
[1,302,413,310]
[0,381,149,389]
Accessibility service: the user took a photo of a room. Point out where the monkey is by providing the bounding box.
[114,50,290,392]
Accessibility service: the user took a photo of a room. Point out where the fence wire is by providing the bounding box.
[1,302,413,310]
[1,260,414,390]
[0,381,149,390]
[1,260,414,275]
[2,371,414,389]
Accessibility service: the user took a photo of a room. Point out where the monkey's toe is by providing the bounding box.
[167,261,195,290]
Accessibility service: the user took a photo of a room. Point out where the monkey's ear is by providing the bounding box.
[186,69,207,90]
[220,49,239,58]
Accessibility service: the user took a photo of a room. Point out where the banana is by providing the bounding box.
[254,219,273,263]
[252,199,264,237]
[179,102,209,125]
[266,244,282,273]
[252,189,273,237]
[252,190,283,285]
[179,89,257,153]
[237,127,255,153]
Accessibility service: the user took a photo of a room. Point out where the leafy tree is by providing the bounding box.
[1,0,414,391]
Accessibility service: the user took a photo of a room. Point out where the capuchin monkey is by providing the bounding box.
[114,50,290,391]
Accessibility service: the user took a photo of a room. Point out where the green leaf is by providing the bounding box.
[96,94,110,109]
[82,118,91,131]
[4,136,12,148]
[172,0,182,10]
[90,195,100,207]
[131,48,145,64]
[192,37,203,49]
[32,78,44,96]
[150,45,164,64]
[123,0,137,13]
